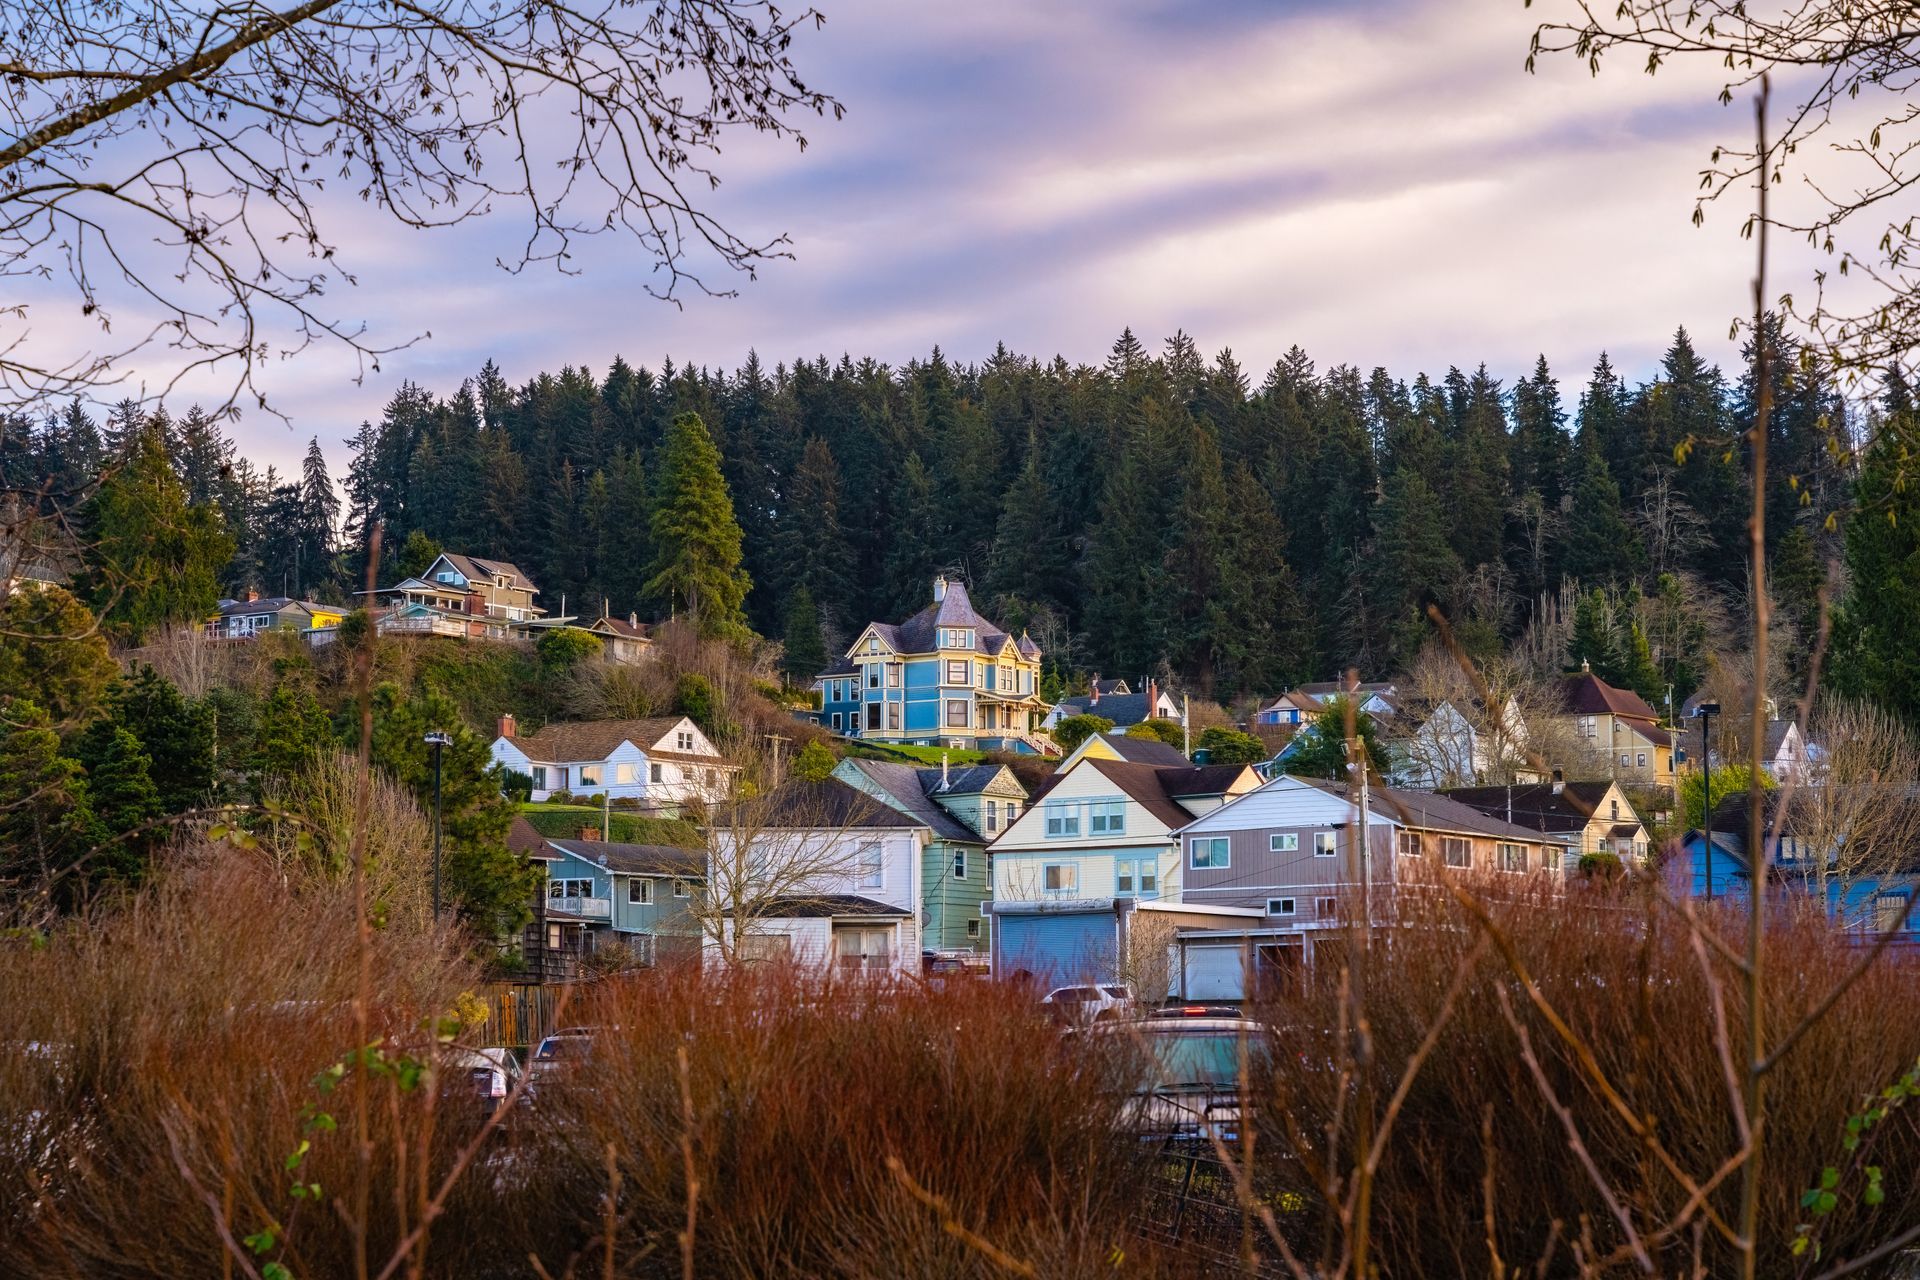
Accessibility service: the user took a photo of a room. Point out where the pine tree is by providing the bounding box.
[251,681,339,791]
[1832,373,1920,723]
[79,417,236,643]
[0,702,98,895]
[77,667,216,816]
[1560,439,1642,587]
[883,453,941,620]
[79,726,163,884]
[646,412,753,642]
[771,437,854,630]
[1570,589,1624,679]
[781,585,828,682]
[0,585,117,728]
[1375,467,1462,651]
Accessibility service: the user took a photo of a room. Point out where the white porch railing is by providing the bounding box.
[549,896,611,919]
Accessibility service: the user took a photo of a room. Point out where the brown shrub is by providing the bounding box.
[1249,879,1920,1277]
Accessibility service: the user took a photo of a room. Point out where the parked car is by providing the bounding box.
[445,1045,518,1114]
[524,1026,600,1098]
[1085,1006,1270,1142]
[1040,983,1136,1025]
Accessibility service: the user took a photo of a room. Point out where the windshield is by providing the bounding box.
[1140,1031,1258,1091]
[536,1036,591,1060]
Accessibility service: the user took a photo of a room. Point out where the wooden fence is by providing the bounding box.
[478,982,578,1050]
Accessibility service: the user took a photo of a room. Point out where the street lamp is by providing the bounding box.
[424,731,453,921]
[1693,702,1720,900]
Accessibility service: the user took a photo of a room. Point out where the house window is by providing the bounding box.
[1115,857,1159,898]
[1442,837,1471,869]
[1089,800,1126,835]
[859,842,884,889]
[549,878,592,900]
[966,918,981,939]
[1397,831,1421,858]
[1619,753,1632,767]
[888,664,901,688]
[579,764,602,787]
[867,666,881,689]
[1044,802,1080,838]
[1005,802,1019,824]
[615,763,636,784]
[1497,843,1528,873]
[1270,833,1299,852]
[952,849,967,880]
[1314,832,1337,858]
[531,766,548,791]
[1578,716,1596,738]
[1191,837,1230,869]
[1268,897,1296,917]
[888,702,902,731]
[672,880,690,898]
[945,699,969,728]
[649,762,663,783]
[628,879,653,905]
[946,660,969,685]
[1042,862,1079,893]
[1316,896,1338,920]
[677,730,695,751]
[1610,799,1619,820]
[1875,892,1909,933]
[1636,752,1648,768]
[831,713,843,732]
[986,800,999,832]
[1544,845,1564,873]
[867,704,882,731]
[868,637,879,653]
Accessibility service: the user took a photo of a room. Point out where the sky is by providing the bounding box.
[178,0,1805,473]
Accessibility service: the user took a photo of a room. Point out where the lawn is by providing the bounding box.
[843,741,990,766]
[515,803,702,848]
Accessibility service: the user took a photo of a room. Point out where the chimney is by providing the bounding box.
[577,826,600,842]
[1580,658,1591,674]
[1090,674,1101,706]
[629,611,639,629]
[940,752,950,791]
[1147,677,1158,716]
[933,574,948,602]
[498,712,516,740]
[1551,768,1564,796]
[245,588,260,603]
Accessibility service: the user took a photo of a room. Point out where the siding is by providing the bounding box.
[923,839,990,951]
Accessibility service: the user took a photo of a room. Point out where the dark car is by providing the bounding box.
[1085,1008,1269,1142]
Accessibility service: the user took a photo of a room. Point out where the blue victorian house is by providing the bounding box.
[815,575,1049,753]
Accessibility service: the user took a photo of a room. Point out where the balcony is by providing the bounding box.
[547,896,611,919]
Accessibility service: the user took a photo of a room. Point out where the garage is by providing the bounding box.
[993,909,1118,985]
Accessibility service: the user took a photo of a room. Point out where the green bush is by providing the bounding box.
[501,769,534,802]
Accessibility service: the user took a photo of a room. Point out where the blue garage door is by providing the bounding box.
[995,911,1117,985]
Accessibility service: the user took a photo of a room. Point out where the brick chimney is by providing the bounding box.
[1090,674,1101,706]
[577,827,600,842]
[498,712,516,740]
[1146,677,1158,717]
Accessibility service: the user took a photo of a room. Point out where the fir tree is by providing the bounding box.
[79,667,216,816]
[781,585,828,682]
[646,412,753,642]
[1832,373,1920,723]
[0,702,98,896]
[1375,468,1462,652]
[79,726,164,884]
[1560,439,1642,587]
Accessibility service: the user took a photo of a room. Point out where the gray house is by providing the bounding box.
[1168,774,1562,999]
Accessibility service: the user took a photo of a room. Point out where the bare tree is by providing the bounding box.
[1391,642,1547,788]
[1798,698,1920,907]
[1636,473,1711,578]
[0,0,841,417]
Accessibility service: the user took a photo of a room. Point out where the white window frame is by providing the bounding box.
[672,879,690,898]
[1544,844,1564,873]
[1316,896,1338,920]
[1042,862,1079,894]
[1497,843,1528,873]
[615,763,636,784]
[1268,897,1296,917]
[1442,837,1471,869]
[985,800,998,832]
[951,848,967,881]
[945,699,969,728]
[858,841,884,889]
[549,878,592,900]
[1270,833,1299,852]
[966,918,981,939]
[946,659,970,685]
[1636,751,1648,768]
[1191,836,1230,870]
[628,879,653,905]
[831,713,843,732]
[1314,832,1337,858]
[1397,830,1421,857]
[531,766,548,791]
[578,764,603,788]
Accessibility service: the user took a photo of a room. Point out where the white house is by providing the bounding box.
[491,714,735,811]
[986,755,1263,984]
[1394,697,1537,789]
[708,780,928,977]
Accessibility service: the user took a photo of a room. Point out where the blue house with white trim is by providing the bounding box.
[525,830,705,973]
[815,575,1049,753]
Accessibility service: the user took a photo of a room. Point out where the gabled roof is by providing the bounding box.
[507,815,550,856]
[217,596,327,618]
[1559,671,1659,721]
[1080,758,1259,830]
[1054,692,1158,727]
[756,893,911,919]
[439,552,538,592]
[838,759,980,843]
[1249,777,1566,844]
[1438,782,1626,836]
[1297,680,1396,700]
[1092,733,1191,768]
[512,717,709,763]
[586,615,650,640]
[545,839,704,878]
[1092,678,1132,695]
[830,578,1035,667]
[732,778,927,831]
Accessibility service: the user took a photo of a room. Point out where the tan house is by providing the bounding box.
[1554,665,1674,789]
[583,612,654,664]
[365,552,553,640]
[1439,780,1649,864]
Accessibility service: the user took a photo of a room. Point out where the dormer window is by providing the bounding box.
[867,637,879,654]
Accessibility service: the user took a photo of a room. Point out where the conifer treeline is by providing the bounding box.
[4,322,1856,701]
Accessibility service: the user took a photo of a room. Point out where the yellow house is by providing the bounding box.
[1553,666,1674,789]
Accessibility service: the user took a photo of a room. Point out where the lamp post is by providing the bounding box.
[424,731,452,921]
[1694,702,1720,900]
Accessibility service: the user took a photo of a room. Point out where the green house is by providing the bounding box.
[833,758,1028,955]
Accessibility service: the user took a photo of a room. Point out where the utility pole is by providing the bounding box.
[1695,702,1720,900]
[424,731,452,921]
